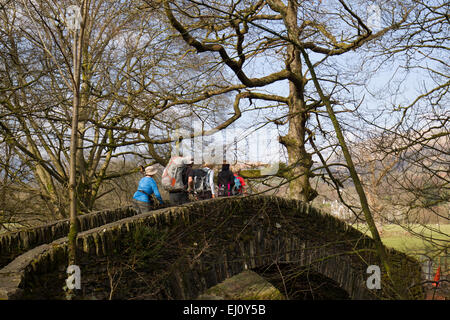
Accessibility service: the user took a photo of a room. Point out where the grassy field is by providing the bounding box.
[353,223,449,265]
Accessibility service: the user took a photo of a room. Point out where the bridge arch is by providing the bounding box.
[251,264,351,300]
[0,196,423,299]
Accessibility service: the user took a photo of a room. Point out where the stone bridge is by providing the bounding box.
[0,196,423,300]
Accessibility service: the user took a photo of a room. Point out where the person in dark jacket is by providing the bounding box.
[217,163,235,197]
[188,163,217,200]
[132,165,164,213]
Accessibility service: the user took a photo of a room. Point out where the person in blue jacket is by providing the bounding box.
[132,165,164,213]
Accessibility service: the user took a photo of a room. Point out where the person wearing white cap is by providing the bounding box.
[132,165,164,213]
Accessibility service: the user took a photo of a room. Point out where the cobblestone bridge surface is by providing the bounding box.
[0,196,423,300]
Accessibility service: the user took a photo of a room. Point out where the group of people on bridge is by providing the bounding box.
[132,156,247,213]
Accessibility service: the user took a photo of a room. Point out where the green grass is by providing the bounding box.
[353,223,449,262]
[197,270,285,300]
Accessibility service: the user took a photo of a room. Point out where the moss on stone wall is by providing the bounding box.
[0,206,137,268]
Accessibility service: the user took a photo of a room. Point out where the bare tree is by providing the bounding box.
[343,0,449,266]
[0,0,248,221]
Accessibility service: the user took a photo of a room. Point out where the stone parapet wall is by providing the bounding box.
[0,196,423,300]
[0,206,137,268]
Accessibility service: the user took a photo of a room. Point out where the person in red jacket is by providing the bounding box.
[233,168,247,195]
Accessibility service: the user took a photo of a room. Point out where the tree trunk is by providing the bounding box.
[280,2,316,202]
[68,1,87,268]
[300,46,408,299]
